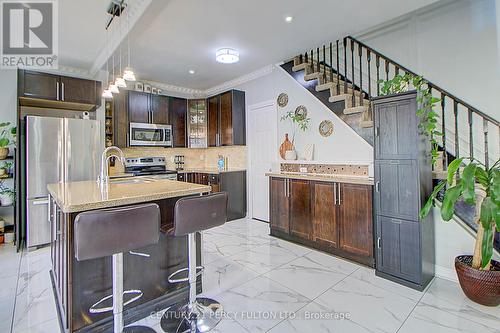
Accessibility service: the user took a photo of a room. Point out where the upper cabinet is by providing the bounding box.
[187,99,207,148]
[18,70,101,111]
[128,91,169,125]
[169,97,188,148]
[207,90,246,146]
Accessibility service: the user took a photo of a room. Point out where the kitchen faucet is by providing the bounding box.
[98,146,125,187]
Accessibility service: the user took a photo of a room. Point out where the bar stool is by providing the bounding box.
[160,192,228,333]
[74,203,161,333]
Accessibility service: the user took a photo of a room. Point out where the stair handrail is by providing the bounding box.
[347,36,499,126]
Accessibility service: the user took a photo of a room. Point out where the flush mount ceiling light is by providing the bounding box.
[188,69,195,74]
[285,16,293,23]
[216,48,239,64]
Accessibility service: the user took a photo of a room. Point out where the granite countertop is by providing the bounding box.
[265,172,374,185]
[178,167,246,174]
[47,178,211,213]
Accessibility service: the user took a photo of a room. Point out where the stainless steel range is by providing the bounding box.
[124,157,177,180]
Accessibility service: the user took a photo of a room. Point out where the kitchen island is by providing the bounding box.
[47,178,211,333]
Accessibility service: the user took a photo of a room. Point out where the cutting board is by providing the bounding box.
[279,133,294,159]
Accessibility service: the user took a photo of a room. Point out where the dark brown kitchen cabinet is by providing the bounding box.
[18,70,101,110]
[207,90,245,146]
[169,97,187,147]
[113,90,129,148]
[338,183,373,259]
[312,182,338,249]
[60,76,98,105]
[270,177,289,234]
[128,91,150,123]
[128,91,169,125]
[289,179,312,240]
[151,95,169,124]
[269,177,374,267]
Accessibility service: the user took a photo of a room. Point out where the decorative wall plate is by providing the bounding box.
[319,120,334,137]
[294,105,307,120]
[277,93,289,107]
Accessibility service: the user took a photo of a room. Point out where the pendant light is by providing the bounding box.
[123,0,136,81]
[114,2,127,88]
[109,53,120,94]
[102,10,113,99]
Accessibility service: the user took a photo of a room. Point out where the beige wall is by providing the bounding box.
[110,146,246,174]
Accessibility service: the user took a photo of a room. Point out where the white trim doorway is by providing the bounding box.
[247,100,278,222]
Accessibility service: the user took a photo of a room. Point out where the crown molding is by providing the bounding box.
[204,64,275,96]
[140,79,205,97]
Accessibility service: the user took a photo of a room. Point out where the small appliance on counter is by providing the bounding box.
[174,155,185,171]
[124,157,177,180]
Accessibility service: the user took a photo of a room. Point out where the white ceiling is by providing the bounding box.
[59,0,439,89]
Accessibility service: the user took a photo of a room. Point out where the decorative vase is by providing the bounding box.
[284,150,297,160]
[0,148,8,160]
[303,144,314,161]
[279,133,294,159]
[455,255,500,306]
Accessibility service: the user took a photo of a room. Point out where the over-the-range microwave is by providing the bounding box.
[129,122,172,147]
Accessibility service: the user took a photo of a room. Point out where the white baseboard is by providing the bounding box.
[435,265,458,282]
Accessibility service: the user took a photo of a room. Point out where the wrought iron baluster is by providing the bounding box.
[304,52,308,65]
[343,38,348,94]
[299,54,303,64]
[395,66,399,76]
[367,50,371,98]
[454,101,459,159]
[351,39,355,107]
[329,42,333,83]
[310,50,313,73]
[317,47,320,73]
[441,93,447,170]
[468,109,473,159]
[483,119,489,168]
[323,45,326,82]
[359,44,363,106]
[385,60,389,81]
[336,40,340,95]
[376,55,380,96]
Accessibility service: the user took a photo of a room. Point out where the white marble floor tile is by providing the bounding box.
[398,302,499,333]
[313,276,418,333]
[268,300,375,333]
[12,317,60,333]
[228,242,301,274]
[263,254,350,299]
[416,278,500,330]
[201,256,260,297]
[216,276,310,332]
[349,267,424,302]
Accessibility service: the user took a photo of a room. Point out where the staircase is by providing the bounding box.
[284,35,500,252]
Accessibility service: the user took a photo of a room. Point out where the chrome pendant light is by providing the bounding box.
[114,2,127,88]
[123,0,136,81]
[109,53,120,94]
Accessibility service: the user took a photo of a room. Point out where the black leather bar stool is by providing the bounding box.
[161,192,228,333]
[74,203,161,333]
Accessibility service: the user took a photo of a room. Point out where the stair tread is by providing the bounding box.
[292,63,309,72]
[344,105,369,115]
[304,72,324,81]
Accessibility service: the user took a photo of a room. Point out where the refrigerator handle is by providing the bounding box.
[56,81,60,100]
[61,82,65,101]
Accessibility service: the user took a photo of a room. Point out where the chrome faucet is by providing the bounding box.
[98,146,125,187]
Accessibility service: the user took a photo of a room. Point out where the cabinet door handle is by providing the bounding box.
[375,181,380,193]
[129,251,151,258]
[287,179,290,197]
[56,81,60,100]
[61,82,65,101]
[338,183,341,205]
[333,183,337,205]
[377,237,381,249]
[375,126,379,137]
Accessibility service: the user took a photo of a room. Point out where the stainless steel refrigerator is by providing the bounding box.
[26,116,102,247]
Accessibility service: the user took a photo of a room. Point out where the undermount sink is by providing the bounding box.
[109,178,154,185]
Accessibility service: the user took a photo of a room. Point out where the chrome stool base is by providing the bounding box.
[160,297,223,333]
[123,326,158,333]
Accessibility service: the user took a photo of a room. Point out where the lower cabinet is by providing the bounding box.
[376,216,420,284]
[270,177,374,266]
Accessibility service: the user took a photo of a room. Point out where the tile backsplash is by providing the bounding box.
[110,146,247,174]
[280,163,369,177]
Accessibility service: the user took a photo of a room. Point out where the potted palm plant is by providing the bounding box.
[421,158,499,306]
[0,122,16,160]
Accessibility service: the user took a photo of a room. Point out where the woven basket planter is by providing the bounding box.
[455,255,500,306]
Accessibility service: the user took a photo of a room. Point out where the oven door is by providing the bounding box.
[129,123,171,146]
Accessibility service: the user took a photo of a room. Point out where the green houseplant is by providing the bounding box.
[379,74,499,306]
[0,180,14,206]
[0,122,16,160]
[280,110,310,160]
[0,161,13,177]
